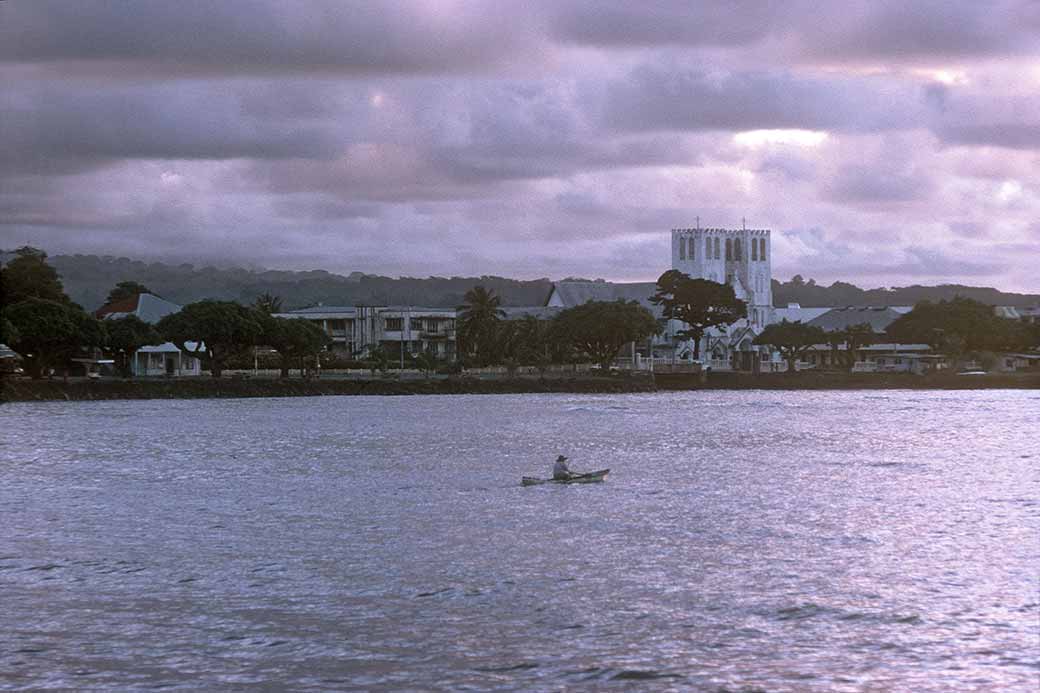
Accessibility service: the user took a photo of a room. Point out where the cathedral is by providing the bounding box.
[667,226,774,370]
[670,226,772,328]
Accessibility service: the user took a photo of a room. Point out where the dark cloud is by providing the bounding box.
[0,80,346,175]
[548,1,784,47]
[823,164,933,205]
[797,1,1040,61]
[602,65,917,134]
[0,1,538,76]
[936,123,1040,150]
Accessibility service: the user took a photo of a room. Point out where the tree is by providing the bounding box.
[157,300,263,378]
[552,300,659,370]
[105,315,162,377]
[260,316,331,378]
[887,297,1029,360]
[650,270,748,359]
[457,285,505,366]
[753,320,828,373]
[825,322,876,371]
[105,281,156,304]
[2,246,68,304]
[4,298,106,378]
[252,292,283,315]
[414,349,439,378]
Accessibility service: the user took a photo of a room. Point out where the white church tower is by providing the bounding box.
[670,224,773,327]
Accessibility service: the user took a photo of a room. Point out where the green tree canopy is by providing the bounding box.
[4,298,106,378]
[105,281,156,305]
[887,297,1029,355]
[825,322,876,371]
[259,316,331,377]
[552,300,659,370]
[157,300,263,378]
[753,320,828,373]
[650,270,747,359]
[456,285,505,366]
[105,314,162,377]
[2,246,69,305]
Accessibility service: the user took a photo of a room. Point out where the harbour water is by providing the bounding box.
[1,391,1037,691]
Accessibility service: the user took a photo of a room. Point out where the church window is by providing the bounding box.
[679,237,686,260]
[725,238,732,261]
[689,236,694,260]
[752,238,758,261]
[760,238,767,261]
[714,237,720,259]
[734,238,742,259]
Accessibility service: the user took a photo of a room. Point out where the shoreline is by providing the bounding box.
[3,371,1038,402]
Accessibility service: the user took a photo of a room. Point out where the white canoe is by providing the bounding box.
[521,469,610,486]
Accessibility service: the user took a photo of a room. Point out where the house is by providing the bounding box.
[95,293,202,376]
[996,353,1040,372]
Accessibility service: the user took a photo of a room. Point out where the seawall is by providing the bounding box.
[3,371,1037,402]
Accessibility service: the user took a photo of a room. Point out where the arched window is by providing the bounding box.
[759,238,767,261]
[688,236,695,260]
[734,238,742,260]
[679,237,686,260]
[752,238,758,261]
[725,238,732,261]
[714,237,720,259]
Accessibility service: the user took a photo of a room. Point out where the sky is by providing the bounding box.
[1,1,1038,291]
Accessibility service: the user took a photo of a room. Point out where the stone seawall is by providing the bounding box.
[654,371,1040,390]
[2,375,657,402]
[4,371,1037,402]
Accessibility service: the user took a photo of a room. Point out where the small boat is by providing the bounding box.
[521,469,610,486]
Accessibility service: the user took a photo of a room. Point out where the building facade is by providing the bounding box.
[671,226,772,328]
[275,305,456,360]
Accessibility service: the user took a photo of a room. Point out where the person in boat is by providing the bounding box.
[553,454,574,480]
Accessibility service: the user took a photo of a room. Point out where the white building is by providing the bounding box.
[671,226,773,329]
[275,305,456,360]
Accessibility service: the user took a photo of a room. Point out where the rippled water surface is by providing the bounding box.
[1,391,1038,691]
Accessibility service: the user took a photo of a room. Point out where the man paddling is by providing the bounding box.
[553,454,574,480]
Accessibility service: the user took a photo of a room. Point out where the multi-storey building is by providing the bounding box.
[274,305,456,360]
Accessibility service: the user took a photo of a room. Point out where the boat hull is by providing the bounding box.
[521,469,610,486]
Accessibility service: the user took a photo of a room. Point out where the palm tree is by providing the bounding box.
[457,285,505,366]
[252,292,283,315]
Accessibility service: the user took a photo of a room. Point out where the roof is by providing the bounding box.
[772,306,831,323]
[546,281,660,314]
[808,306,904,333]
[278,305,357,317]
[501,306,562,321]
[138,341,201,354]
[860,343,932,352]
[97,293,182,325]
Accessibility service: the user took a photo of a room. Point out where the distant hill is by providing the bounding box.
[6,252,1038,311]
[772,275,1040,309]
[42,254,555,311]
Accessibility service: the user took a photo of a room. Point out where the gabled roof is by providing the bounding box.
[546,281,661,315]
[772,306,832,323]
[96,293,182,325]
[501,306,562,321]
[808,306,904,333]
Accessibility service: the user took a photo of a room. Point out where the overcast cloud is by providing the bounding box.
[1,0,1038,291]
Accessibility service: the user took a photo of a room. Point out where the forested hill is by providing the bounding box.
[771,275,1040,308]
[44,254,555,312]
[19,253,1040,311]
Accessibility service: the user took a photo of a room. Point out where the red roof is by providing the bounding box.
[95,295,140,318]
